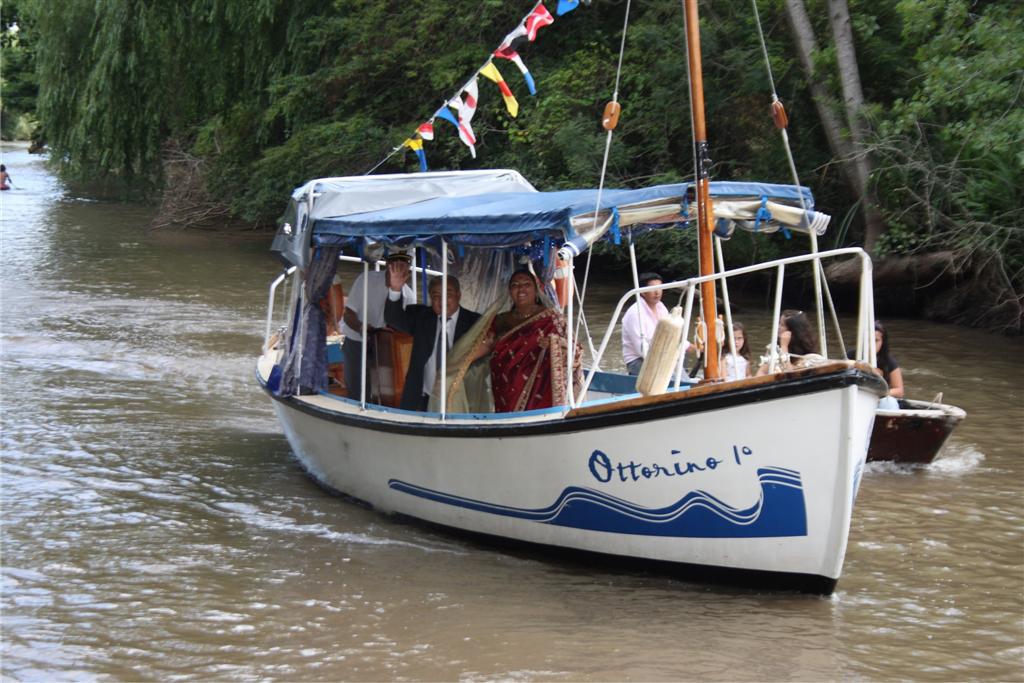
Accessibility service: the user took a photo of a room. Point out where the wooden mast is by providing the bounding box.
[683,0,720,380]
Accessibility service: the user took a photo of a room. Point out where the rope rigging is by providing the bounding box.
[574,0,633,360]
[749,0,844,357]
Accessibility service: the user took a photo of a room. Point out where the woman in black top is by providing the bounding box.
[874,320,904,400]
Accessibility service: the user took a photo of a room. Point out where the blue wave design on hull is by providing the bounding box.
[389,466,807,538]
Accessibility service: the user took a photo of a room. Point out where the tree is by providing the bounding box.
[1,0,39,141]
[868,0,1023,330]
[783,0,887,252]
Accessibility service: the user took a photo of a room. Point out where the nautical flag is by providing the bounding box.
[449,80,479,157]
[494,32,537,95]
[498,23,528,50]
[497,50,536,95]
[404,138,428,172]
[556,0,579,15]
[525,4,554,41]
[416,121,434,141]
[433,105,460,131]
[480,61,519,117]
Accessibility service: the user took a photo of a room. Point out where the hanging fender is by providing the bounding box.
[552,254,572,309]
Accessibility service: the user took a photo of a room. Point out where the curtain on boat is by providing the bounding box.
[277,246,341,396]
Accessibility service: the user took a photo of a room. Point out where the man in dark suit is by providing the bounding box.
[384,271,481,411]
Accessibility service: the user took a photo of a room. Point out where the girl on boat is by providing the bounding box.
[874,320,904,409]
[721,321,752,380]
[756,309,822,375]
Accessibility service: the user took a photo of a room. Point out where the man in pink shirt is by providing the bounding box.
[621,272,669,375]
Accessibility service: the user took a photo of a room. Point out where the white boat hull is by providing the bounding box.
[263,360,881,592]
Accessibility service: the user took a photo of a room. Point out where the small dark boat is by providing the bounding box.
[867,398,967,464]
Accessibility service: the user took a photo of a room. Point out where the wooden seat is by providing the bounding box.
[371,328,414,408]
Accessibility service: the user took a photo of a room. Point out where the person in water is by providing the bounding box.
[756,309,821,375]
[874,320,904,409]
[721,321,752,380]
[473,268,581,412]
[621,272,669,376]
[384,274,481,411]
[0,164,11,190]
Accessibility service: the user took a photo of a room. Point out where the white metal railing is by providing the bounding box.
[262,254,443,354]
[264,266,297,351]
[266,247,876,416]
[575,247,876,404]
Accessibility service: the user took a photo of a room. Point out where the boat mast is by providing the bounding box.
[683,0,720,380]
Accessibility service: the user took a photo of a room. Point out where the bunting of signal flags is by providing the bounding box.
[402,0,583,171]
[403,138,427,172]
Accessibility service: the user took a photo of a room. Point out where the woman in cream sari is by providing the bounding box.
[432,268,581,413]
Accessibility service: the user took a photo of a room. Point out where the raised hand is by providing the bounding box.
[386,260,410,291]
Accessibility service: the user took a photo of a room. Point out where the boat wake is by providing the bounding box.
[212,501,446,551]
[863,443,985,476]
[929,444,986,474]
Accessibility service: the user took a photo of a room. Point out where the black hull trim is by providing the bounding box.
[263,366,885,439]
[416,520,839,595]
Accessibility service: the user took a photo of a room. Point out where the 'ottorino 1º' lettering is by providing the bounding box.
[588,449,722,483]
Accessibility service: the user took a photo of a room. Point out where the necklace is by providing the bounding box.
[515,306,538,320]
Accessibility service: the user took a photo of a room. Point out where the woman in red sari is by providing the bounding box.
[476,269,581,412]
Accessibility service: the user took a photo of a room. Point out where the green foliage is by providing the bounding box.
[1,0,39,140]
[872,1,1024,283]
[19,0,1023,297]
[26,0,167,185]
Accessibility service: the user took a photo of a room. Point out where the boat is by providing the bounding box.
[257,173,886,594]
[256,1,887,594]
[867,398,967,464]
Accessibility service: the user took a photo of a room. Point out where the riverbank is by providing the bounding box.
[8,140,1020,335]
[826,252,1023,335]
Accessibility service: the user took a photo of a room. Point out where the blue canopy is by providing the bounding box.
[310,180,819,252]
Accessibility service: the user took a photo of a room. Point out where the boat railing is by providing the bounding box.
[577,247,876,405]
[262,254,443,353]
[264,265,297,352]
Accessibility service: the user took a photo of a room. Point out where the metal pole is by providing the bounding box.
[440,241,448,420]
[411,246,418,302]
[674,284,697,388]
[420,248,429,304]
[769,264,785,372]
[627,238,648,359]
[566,254,576,409]
[715,236,738,377]
[295,284,306,394]
[360,260,368,409]
[809,230,827,355]
[265,270,288,350]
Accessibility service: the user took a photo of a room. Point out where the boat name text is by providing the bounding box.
[588,449,734,483]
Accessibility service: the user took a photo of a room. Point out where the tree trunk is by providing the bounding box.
[826,0,887,252]
[783,0,887,253]
[828,0,868,142]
